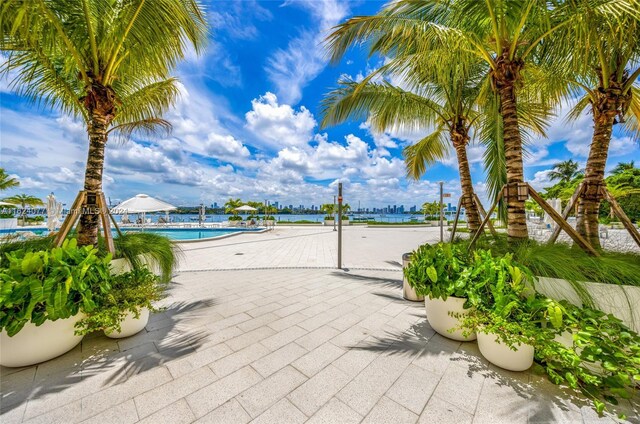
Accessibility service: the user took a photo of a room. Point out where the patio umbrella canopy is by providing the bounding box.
[113,194,176,213]
[234,205,257,212]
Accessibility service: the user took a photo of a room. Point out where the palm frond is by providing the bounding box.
[403,129,450,180]
[108,118,172,142]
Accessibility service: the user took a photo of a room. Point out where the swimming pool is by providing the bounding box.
[120,227,263,241]
[0,227,263,241]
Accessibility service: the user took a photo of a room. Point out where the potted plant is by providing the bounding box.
[340,203,351,226]
[320,203,335,226]
[401,252,423,302]
[459,252,553,371]
[76,267,166,338]
[0,239,112,367]
[404,243,475,341]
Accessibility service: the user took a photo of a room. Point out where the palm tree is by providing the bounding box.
[422,201,440,219]
[611,161,636,176]
[561,2,640,248]
[1,1,207,246]
[0,169,19,192]
[325,0,564,242]
[548,160,582,183]
[321,51,484,234]
[224,198,242,216]
[320,204,336,219]
[340,203,351,217]
[3,194,43,226]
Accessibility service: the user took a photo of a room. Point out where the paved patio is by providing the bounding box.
[1,228,638,423]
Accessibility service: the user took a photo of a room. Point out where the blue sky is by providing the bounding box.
[1,0,638,209]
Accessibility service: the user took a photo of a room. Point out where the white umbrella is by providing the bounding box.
[234,205,257,212]
[46,193,57,231]
[0,201,17,207]
[113,194,176,213]
[113,194,176,227]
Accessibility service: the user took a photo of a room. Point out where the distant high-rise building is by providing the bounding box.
[409,205,416,213]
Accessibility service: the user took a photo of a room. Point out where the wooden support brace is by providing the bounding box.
[449,196,464,242]
[97,193,115,254]
[54,191,85,247]
[548,182,584,244]
[527,184,599,256]
[473,193,497,237]
[468,187,504,251]
[601,187,640,249]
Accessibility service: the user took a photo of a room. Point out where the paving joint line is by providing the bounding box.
[178,267,402,273]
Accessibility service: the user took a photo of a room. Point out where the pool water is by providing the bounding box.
[120,228,262,241]
[0,227,262,241]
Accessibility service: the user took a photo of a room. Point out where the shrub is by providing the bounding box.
[76,267,167,335]
[404,243,469,300]
[0,239,112,336]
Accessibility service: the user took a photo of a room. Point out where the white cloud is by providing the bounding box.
[529,169,553,191]
[265,0,350,104]
[205,134,250,159]
[245,92,317,150]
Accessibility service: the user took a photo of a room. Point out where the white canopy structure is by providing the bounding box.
[113,194,176,213]
[234,205,257,212]
[0,201,17,207]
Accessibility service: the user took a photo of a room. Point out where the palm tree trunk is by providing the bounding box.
[576,114,614,250]
[451,128,480,234]
[77,111,108,247]
[498,82,528,241]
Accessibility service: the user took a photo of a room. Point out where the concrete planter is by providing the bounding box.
[0,314,85,367]
[105,308,150,339]
[535,277,640,333]
[341,219,351,226]
[424,296,476,341]
[402,253,423,302]
[228,220,240,227]
[0,217,17,230]
[323,219,335,226]
[477,331,534,372]
[264,219,276,227]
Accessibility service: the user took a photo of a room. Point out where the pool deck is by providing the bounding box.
[1,227,638,424]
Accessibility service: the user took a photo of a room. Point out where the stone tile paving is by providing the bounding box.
[177,226,443,271]
[2,266,638,423]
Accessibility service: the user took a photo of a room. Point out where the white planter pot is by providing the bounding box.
[0,217,18,230]
[265,220,275,226]
[228,220,239,227]
[535,277,640,333]
[424,296,476,341]
[105,307,150,339]
[0,314,85,367]
[341,220,351,226]
[477,331,534,372]
[402,253,423,302]
[323,219,335,226]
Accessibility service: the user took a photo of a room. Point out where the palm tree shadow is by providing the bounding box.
[348,320,639,423]
[83,298,217,385]
[331,271,402,290]
[0,298,217,415]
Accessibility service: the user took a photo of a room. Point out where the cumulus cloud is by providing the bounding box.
[245,92,317,150]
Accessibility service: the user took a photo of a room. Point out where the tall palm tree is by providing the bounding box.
[325,0,564,242]
[1,1,207,246]
[611,161,636,176]
[561,1,640,248]
[0,168,19,191]
[321,53,484,234]
[3,194,43,225]
[548,160,582,183]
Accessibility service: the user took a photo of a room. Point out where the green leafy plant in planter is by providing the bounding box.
[228,215,243,221]
[404,242,469,300]
[457,250,561,347]
[535,302,640,417]
[75,267,166,335]
[0,238,112,336]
